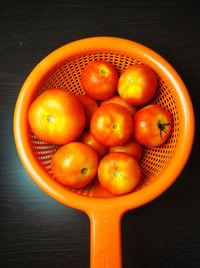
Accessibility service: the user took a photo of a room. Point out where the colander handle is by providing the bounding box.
[88,209,123,268]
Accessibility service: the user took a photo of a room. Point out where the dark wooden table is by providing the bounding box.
[0,1,199,267]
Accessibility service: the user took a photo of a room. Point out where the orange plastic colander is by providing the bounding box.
[14,37,195,268]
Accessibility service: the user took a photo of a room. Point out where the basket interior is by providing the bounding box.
[29,51,179,198]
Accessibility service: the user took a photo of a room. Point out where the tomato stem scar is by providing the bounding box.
[47,114,56,124]
[81,168,88,175]
[101,69,106,75]
[113,124,118,130]
[159,123,171,127]
[114,170,120,178]
[158,122,170,139]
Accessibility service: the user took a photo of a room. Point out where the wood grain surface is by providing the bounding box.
[0,1,199,267]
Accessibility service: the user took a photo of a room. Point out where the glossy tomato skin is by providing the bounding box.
[109,138,143,161]
[90,103,133,147]
[51,142,98,188]
[79,130,108,158]
[101,95,137,116]
[98,152,141,195]
[77,95,98,129]
[28,89,85,144]
[81,61,118,100]
[118,64,157,105]
[133,105,172,146]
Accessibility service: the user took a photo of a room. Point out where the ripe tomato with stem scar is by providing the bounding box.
[98,152,141,195]
[90,103,133,147]
[28,89,85,144]
[81,61,118,100]
[118,64,157,106]
[133,105,172,146]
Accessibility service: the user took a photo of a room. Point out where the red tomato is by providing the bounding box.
[28,89,85,144]
[51,142,98,188]
[101,95,137,116]
[98,152,141,195]
[79,130,108,158]
[90,103,133,147]
[81,61,118,100]
[109,138,143,161]
[77,95,98,129]
[118,64,157,105]
[133,105,172,146]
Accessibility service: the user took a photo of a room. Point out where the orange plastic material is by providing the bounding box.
[14,37,195,268]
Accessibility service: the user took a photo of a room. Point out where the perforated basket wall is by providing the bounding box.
[30,51,179,198]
